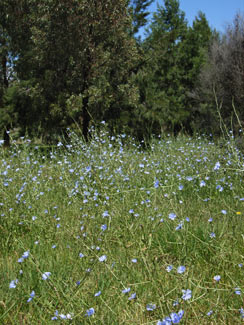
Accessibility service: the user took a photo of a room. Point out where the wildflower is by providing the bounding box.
[166,265,173,272]
[102,211,109,217]
[85,308,95,316]
[210,232,216,238]
[213,275,221,282]
[95,291,101,297]
[146,303,156,311]
[154,179,159,188]
[170,310,184,323]
[122,287,131,294]
[42,272,51,280]
[177,266,186,274]
[236,211,241,215]
[128,293,136,300]
[18,250,30,263]
[157,310,184,324]
[214,162,220,170]
[168,213,177,220]
[221,210,227,215]
[175,222,183,230]
[235,288,241,295]
[207,310,213,316]
[79,253,84,258]
[173,299,179,306]
[240,308,244,319]
[200,180,206,187]
[216,185,223,192]
[98,255,107,262]
[157,317,171,325]
[101,224,107,231]
[178,185,183,190]
[9,279,18,289]
[51,310,59,320]
[131,258,137,263]
[27,290,35,302]
[182,289,192,301]
[23,251,29,258]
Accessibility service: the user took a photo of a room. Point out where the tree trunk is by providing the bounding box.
[2,55,9,88]
[3,127,10,148]
[2,54,10,147]
[82,96,90,142]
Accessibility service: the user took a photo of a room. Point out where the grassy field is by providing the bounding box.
[1,127,244,324]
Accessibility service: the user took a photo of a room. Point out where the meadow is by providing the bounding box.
[1,126,244,324]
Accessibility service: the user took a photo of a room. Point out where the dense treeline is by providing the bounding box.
[0,0,243,143]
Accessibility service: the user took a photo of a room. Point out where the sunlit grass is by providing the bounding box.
[1,127,244,324]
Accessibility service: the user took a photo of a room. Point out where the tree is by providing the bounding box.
[129,0,154,38]
[136,0,189,135]
[178,11,212,132]
[133,3,213,137]
[0,2,11,145]
[194,12,244,134]
[0,0,140,141]
[0,0,35,143]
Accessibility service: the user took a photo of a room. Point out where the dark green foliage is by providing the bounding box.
[0,0,140,141]
[0,0,242,141]
[129,0,154,37]
[134,1,212,136]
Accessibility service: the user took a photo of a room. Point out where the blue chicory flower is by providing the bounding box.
[166,265,173,272]
[128,293,136,300]
[42,272,51,280]
[98,255,107,262]
[177,266,186,274]
[9,279,18,289]
[168,213,177,220]
[27,290,35,302]
[85,308,95,316]
[146,303,156,311]
[213,275,221,282]
[182,289,192,301]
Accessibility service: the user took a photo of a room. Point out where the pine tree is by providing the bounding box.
[178,11,212,131]
[0,0,140,141]
[135,2,212,136]
[129,0,154,37]
[138,0,189,134]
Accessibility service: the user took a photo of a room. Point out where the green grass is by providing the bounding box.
[1,128,244,324]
